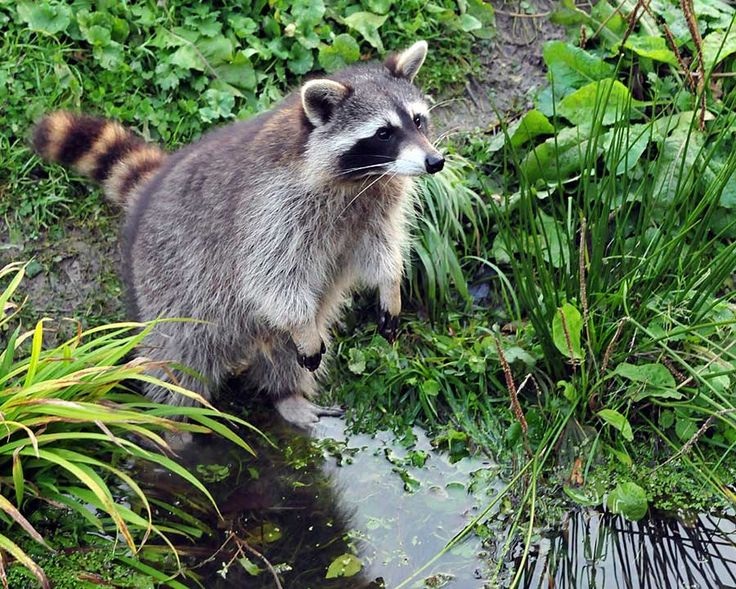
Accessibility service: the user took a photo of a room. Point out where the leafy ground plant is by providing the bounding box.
[0,262,259,586]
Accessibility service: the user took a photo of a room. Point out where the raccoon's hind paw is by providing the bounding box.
[378,310,400,343]
[297,340,326,371]
[276,394,344,428]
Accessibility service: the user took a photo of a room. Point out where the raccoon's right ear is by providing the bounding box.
[301,80,352,127]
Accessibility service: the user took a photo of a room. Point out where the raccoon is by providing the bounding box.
[31,41,444,426]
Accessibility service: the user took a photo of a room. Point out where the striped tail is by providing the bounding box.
[31,111,166,208]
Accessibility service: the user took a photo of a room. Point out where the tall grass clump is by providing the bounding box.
[0,262,258,586]
[409,154,490,320]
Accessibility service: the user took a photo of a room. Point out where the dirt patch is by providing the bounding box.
[433,0,565,134]
[1,218,123,338]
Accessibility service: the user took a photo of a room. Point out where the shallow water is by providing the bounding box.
[167,414,498,588]
[144,413,736,588]
[521,510,736,589]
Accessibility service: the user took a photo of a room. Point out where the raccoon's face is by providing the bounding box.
[301,41,445,181]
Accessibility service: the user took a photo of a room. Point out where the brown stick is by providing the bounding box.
[681,0,707,130]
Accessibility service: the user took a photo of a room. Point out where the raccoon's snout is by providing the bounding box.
[425,153,445,174]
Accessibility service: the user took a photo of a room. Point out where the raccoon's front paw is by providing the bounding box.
[297,340,326,371]
[378,310,400,343]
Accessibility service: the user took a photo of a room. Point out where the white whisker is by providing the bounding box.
[333,171,392,224]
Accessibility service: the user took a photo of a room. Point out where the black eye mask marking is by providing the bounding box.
[338,132,401,176]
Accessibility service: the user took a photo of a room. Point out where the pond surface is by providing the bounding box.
[167,413,498,588]
[147,413,736,588]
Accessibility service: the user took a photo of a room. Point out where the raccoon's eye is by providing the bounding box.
[376,127,393,141]
[413,114,422,130]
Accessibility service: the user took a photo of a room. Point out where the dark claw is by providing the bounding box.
[378,310,400,343]
[297,339,325,371]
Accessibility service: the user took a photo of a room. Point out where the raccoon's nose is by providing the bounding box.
[425,153,445,174]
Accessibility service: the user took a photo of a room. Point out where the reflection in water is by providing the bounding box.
[144,410,496,588]
[520,510,736,589]
[139,409,736,589]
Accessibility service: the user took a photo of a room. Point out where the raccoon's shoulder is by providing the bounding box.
[183,94,310,165]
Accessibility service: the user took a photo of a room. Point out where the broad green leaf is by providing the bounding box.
[702,30,736,71]
[287,43,313,75]
[563,485,601,506]
[552,303,584,360]
[365,0,392,14]
[17,1,71,34]
[466,0,495,39]
[519,124,604,183]
[291,0,326,30]
[459,14,482,32]
[597,409,633,441]
[542,41,615,97]
[614,362,681,400]
[558,79,634,126]
[169,45,203,70]
[347,348,366,374]
[197,36,234,66]
[537,211,569,268]
[624,35,678,65]
[215,51,257,91]
[489,110,555,152]
[326,553,363,579]
[319,34,360,72]
[675,415,698,441]
[652,121,704,204]
[602,122,658,175]
[343,12,388,52]
[607,481,648,521]
[238,557,262,576]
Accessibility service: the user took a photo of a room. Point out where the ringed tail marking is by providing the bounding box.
[31,111,166,207]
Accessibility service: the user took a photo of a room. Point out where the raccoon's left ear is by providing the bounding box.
[385,40,428,82]
[302,79,352,127]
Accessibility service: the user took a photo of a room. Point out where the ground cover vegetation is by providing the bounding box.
[2,0,736,586]
[0,0,494,585]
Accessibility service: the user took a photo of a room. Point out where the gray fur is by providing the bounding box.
[115,44,443,426]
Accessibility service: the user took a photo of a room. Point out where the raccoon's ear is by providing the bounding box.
[301,79,351,127]
[385,40,428,82]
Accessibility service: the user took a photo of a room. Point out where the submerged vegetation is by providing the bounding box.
[1,0,736,586]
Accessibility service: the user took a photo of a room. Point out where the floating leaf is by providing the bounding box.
[552,303,584,360]
[326,554,363,579]
[607,481,648,521]
[597,409,634,441]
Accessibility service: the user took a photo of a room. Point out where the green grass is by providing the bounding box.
[0,263,261,585]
